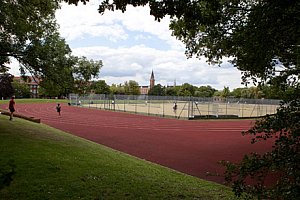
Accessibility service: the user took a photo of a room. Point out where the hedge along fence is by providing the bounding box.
[69,94,281,120]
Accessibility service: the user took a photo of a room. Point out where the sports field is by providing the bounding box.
[73,93,280,119]
[1,102,274,184]
[81,100,279,119]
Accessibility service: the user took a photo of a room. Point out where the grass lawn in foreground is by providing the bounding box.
[0,115,237,200]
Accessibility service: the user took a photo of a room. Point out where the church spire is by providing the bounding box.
[150,70,155,80]
[150,70,155,89]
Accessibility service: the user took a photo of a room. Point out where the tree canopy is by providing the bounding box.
[1,0,104,97]
[148,84,165,96]
[1,0,75,96]
[0,73,14,99]
[1,0,60,72]
[73,56,103,95]
[124,80,140,95]
[90,80,110,94]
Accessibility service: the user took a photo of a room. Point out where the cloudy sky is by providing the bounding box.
[9,1,245,90]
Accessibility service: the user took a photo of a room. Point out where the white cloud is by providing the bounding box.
[72,45,243,90]
[8,1,244,91]
[56,2,128,42]
[56,2,184,50]
[8,58,21,76]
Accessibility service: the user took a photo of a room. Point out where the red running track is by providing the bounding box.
[2,103,273,184]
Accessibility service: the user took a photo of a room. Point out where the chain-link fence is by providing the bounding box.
[69,94,281,119]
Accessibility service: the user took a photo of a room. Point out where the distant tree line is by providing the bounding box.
[149,84,291,100]
[4,75,288,100]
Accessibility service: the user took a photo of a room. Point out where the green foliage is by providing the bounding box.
[165,86,178,96]
[110,84,125,95]
[221,87,230,98]
[148,84,165,96]
[231,87,264,99]
[39,79,70,98]
[1,0,103,97]
[221,96,300,199]
[73,56,102,82]
[178,83,195,97]
[73,56,103,95]
[213,90,222,97]
[124,80,140,95]
[0,0,60,72]
[90,80,110,94]
[21,32,77,93]
[12,81,30,98]
[194,86,217,97]
[0,73,14,99]
[230,88,245,99]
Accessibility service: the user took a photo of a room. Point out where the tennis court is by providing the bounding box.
[70,94,280,119]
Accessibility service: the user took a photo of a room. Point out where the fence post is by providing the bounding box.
[242,103,244,117]
[135,95,137,113]
[124,98,126,112]
[148,98,150,115]
[208,103,210,117]
[191,97,194,118]
[225,99,228,116]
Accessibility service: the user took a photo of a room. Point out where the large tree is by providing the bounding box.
[1,0,60,71]
[1,0,89,96]
[110,83,125,95]
[73,56,103,95]
[90,80,110,94]
[194,86,216,97]
[1,0,61,98]
[148,84,165,96]
[23,32,77,96]
[178,83,195,96]
[11,80,30,98]
[124,80,140,95]
[0,73,14,99]
[65,1,300,198]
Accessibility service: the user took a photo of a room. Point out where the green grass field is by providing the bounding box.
[0,98,68,105]
[0,114,238,199]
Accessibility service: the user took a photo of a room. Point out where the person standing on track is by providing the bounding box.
[9,96,15,120]
[56,103,61,116]
[173,102,177,112]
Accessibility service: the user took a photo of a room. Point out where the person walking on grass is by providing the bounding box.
[56,103,61,116]
[9,96,15,120]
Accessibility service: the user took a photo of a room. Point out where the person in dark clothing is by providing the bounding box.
[173,102,177,112]
[56,103,61,116]
[9,96,15,120]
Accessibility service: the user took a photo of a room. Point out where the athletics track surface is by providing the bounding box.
[3,103,273,184]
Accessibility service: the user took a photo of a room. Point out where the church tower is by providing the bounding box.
[150,70,155,89]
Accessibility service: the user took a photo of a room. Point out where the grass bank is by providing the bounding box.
[0,115,236,199]
[0,98,68,105]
